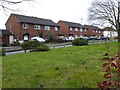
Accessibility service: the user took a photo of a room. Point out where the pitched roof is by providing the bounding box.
[0,29,14,35]
[103,27,116,31]
[60,20,83,28]
[86,25,102,31]
[12,14,59,27]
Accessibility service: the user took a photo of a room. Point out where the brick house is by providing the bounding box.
[84,25,104,38]
[0,29,14,46]
[5,14,59,41]
[57,20,84,38]
[57,20,103,38]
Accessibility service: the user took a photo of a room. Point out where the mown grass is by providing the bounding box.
[2,42,118,88]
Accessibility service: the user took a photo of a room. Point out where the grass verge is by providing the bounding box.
[2,42,118,88]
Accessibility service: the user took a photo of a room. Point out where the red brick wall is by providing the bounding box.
[6,14,20,40]
[20,24,59,39]
[84,25,103,37]
[57,21,69,36]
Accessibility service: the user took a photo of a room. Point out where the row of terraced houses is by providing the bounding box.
[1,13,104,45]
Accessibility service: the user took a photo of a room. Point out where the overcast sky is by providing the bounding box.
[0,0,93,29]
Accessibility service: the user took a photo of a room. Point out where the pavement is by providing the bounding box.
[3,42,72,52]
[3,40,117,55]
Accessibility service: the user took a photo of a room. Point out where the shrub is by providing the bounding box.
[0,48,6,56]
[72,38,88,46]
[29,40,40,51]
[20,41,31,52]
[34,43,50,51]
[21,40,50,52]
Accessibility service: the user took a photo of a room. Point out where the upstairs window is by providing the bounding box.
[84,29,87,32]
[93,30,95,32]
[96,30,98,33]
[23,24,28,29]
[45,26,50,30]
[34,25,41,30]
[80,28,83,32]
[70,27,72,31]
[9,24,12,29]
[55,27,58,31]
[75,28,78,31]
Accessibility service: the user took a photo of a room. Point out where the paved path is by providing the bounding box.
[5,40,117,56]
[6,44,73,55]
[4,42,72,52]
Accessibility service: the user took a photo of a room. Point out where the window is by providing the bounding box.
[9,24,12,29]
[34,25,41,30]
[70,27,72,31]
[84,29,87,32]
[93,30,95,32]
[23,24,28,29]
[80,28,83,32]
[35,35,40,37]
[75,28,78,31]
[99,31,101,33]
[45,26,50,30]
[96,30,98,33]
[55,27,58,31]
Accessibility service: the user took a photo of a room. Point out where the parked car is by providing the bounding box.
[69,36,75,41]
[82,37,89,40]
[101,37,109,40]
[63,37,69,42]
[89,37,97,40]
[31,37,45,42]
[96,37,101,40]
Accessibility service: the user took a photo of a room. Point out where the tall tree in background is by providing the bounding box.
[88,0,120,56]
[0,0,33,12]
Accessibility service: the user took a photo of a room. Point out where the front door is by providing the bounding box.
[24,35,29,40]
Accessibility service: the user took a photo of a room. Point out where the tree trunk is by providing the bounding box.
[118,2,120,57]
[118,25,120,57]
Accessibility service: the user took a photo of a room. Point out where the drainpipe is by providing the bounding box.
[20,23,22,40]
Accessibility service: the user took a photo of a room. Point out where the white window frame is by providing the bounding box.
[55,27,58,31]
[84,29,87,32]
[23,24,28,29]
[70,27,72,31]
[96,30,98,33]
[75,28,78,31]
[34,25,41,30]
[9,24,12,29]
[45,26,50,30]
[80,28,83,32]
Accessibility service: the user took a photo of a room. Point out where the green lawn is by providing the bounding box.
[2,42,118,88]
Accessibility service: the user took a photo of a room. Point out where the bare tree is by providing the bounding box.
[0,0,33,12]
[88,0,120,56]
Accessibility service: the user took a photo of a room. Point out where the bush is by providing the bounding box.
[72,38,88,46]
[0,48,6,56]
[21,40,50,52]
[20,41,31,52]
[35,43,50,51]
